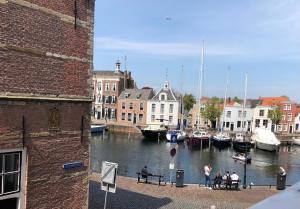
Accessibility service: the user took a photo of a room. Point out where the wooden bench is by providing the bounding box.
[136,172,164,186]
[213,179,240,190]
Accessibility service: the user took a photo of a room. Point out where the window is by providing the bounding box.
[283,124,287,131]
[160,104,165,114]
[122,113,125,120]
[125,93,130,98]
[287,113,292,121]
[112,83,116,91]
[259,110,264,117]
[139,114,143,122]
[129,103,133,110]
[122,102,125,109]
[98,82,102,91]
[226,111,231,118]
[104,108,108,117]
[283,105,287,110]
[105,96,109,103]
[160,94,166,101]
[287,104,291,110]
[237,121,241,128]
[169,116,173,124]
[296,124,299,131]
[111,109,115,119]
[0,152,21,196]
[226,122,230,128]
[255,119,260,128]
[282,115,286,121]
[243,111,246,118]
[97,95,102,103]
[140,103,144,111]
[238,110,242,118]
[169,104,174,113]
[105,83,109,91]
[160,115,164,120]
[263,120,268,128]
[111,96,116,104]
[128,113,132,121]
[151,104,156,113]
[151,115,155,122]
[277,124,282,131]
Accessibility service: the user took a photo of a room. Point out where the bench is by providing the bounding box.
[136,172,164,186]
[213,179,240,190]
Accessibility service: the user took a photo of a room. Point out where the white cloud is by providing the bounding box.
[94,37,242,57]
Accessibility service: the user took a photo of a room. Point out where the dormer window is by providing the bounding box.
[125,93,130,98]
[137,93,141,99]
[160,93,166,101]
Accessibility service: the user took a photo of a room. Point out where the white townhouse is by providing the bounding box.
[251,105,274,132]
[220,102,253,132]
[146,81,180,128]
[294,113,300,133]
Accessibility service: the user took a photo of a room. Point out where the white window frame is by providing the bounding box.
[112,83,117,91]
[160,104,164,114]
[151,115,155,122]
[287,113,292,122]
[121,113,125,120]
[169,104,174,113]
[151,104,156,113]
[105,83,109,91]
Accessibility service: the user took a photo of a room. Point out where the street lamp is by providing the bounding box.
[243,137,248,189]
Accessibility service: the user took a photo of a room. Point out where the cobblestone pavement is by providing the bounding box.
[89,173,278,209]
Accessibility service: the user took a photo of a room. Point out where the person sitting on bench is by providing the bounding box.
[141,166,152,183]
[213,171,223,189]
[223,171,232,189]
[230,172,239,189]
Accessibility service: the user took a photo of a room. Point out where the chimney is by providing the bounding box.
[115,61,121,73]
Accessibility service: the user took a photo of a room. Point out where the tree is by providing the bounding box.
[233,96,242,104]
[183,94,196,112]
[268,106,283,132]
[201,102,222,129]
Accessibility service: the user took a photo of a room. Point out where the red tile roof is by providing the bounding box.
[260,96,289,106]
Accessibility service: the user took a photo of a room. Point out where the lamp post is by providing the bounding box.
[243,140,248,189]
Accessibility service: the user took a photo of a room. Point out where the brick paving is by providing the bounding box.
[89,173,278,209]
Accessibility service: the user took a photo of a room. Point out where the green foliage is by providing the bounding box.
[201,103,222,123]
[211,96,224,104]
[183,94,196,112]
[268,106,283,125]
[233,96,242,104]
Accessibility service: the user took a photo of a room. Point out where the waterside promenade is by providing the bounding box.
[89,173,278,209]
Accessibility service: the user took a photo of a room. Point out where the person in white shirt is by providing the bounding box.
[230,172,239,189]
[204,163,212,187]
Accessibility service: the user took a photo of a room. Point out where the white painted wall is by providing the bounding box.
[146,100,180,127]
[251,106,273,132]
[294,113,300,133]
[220,104,254,132]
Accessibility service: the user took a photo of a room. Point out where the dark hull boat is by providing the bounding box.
[211,133,231,147]
[232,141,252,152]
[187,131,210,148]
[141,129,167,140]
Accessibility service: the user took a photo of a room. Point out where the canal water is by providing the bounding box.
[91,133,300,185]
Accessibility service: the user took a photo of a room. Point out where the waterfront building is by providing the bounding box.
[220,102,254,132]
[294,112,300,133]
[189,97,212,129]
[0,1,95,208]
[117,88,154,128]
[277,101,299,134]
[92,62,135,123]
[146,81,180,128]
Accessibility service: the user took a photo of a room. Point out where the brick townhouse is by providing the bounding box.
[92,62,135,123]
[0,1,95,209]
[117,88,154,128]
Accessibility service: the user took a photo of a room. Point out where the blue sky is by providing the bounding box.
[93,0,300,102]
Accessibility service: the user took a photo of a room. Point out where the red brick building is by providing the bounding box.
[92,62,135,123]
[117,88,154,128]
[0,1,95,208]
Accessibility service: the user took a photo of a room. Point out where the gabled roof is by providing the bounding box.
[119,88,154,100]
[93,70,124,77]
[151,81,178,101]
[260,96,289,106]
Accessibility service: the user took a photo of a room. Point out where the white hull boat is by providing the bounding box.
[232,153,251,164]
[166,130,186,142]
[252,128,280,152]
[293,138,300,146]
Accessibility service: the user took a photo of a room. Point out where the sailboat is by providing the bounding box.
[212,71,231,147]
[232,73,252,152]
[166,66,187,142]
[187,41,210,147]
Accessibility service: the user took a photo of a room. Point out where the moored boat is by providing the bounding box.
[251,128,281,152]
[212,132,231,147]
[232,152,251,164]
[187,130,210,147]
[166,130,186,142]
[293,138,300,146]
[141,124,167,140]
[232,133,252,152]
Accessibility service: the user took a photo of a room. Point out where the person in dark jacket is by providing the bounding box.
[213,171,223,189]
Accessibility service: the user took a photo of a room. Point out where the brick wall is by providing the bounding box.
[0,0,95,208]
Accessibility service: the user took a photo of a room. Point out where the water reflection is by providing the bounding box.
[91,133,300,185]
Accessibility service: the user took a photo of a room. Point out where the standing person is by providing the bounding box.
[204,163,212,187]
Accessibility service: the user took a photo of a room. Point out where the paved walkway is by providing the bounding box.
[89,173,278,209]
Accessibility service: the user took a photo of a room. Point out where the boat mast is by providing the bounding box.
[197,41,204,130]
[241,73,248,134]
[180,65,184,131]
[222,69,229,132]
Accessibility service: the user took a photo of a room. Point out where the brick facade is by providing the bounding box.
[0,0,95,208]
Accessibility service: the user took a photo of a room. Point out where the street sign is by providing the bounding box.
[170,148,176,157]
[170,132,177,144]
[101,161,118,193]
